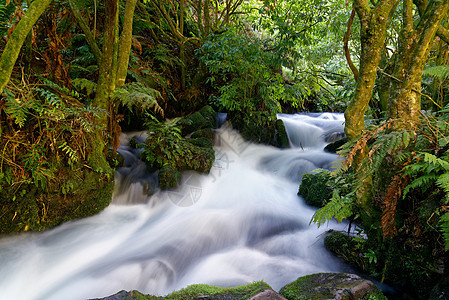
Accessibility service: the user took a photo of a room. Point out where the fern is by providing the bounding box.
[71,78,98,97]
[441,212,449,251]
[311,190,355,227]
[423,65,449,81]
[112,82,164,117]
[3,89,40,128]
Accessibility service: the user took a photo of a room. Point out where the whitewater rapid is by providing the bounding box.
[0,113,350,300]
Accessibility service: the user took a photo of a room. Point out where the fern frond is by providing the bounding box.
[437,172,449,194]
[311,190,355,227]
[423,65,449,81]
[440,212,449,251]
[113,82,164,117]
[71,78,97,97]
[403,174,439,196]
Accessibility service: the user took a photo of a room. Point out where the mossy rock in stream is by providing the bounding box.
[0,167,113,234]
[276,119,289,149]
[297,171,332,207]
[158,165,181,189]
[98,281,275,300]
[178,106,217,136]
[279,273,386,300]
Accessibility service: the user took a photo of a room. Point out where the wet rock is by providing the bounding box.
[279,273,386,300]
[275,119,289,149]
[179,106,217,136]
[324,137,348,153]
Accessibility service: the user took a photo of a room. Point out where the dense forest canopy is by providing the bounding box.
[1,0,449,298]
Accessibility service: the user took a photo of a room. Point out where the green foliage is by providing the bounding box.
[140,117,215,175]
[199,29,287,123]
[71,78,98,97]
[311,190,355,226]
[298,170,332,207]
[112,82,164,117]
[423,65,449,81]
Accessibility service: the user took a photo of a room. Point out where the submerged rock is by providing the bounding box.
[279,273,386,300]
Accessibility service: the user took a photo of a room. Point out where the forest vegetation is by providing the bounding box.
[0,0,449,298]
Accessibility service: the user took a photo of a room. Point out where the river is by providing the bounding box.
[0,113,351,300]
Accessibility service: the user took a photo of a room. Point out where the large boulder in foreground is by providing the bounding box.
[279,273,386,300]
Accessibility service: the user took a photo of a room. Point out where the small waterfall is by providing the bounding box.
[278,112,345,149]
[0,113,350,300]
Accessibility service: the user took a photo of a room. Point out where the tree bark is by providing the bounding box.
[115,0,139,88]
[344,6,359,81]
[344,0,398,140]
[94,0,118,110]
[388,0,449,128]
[0,0,53,95]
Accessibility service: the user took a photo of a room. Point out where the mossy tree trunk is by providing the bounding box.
[94,0,118,110]
[115,0,140,88]
[0,0,53,95]
[344,0,397,140]
[343,0,397,209]
[388,0,449,128]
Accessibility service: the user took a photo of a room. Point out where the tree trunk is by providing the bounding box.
[0,0,53,95]
[388,0,449,128]
[344,0,397,140]
[115,0,139,88]
[94,0,118,110]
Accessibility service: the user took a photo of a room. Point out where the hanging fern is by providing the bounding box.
[311,189,355,227]
[112,82,164,117]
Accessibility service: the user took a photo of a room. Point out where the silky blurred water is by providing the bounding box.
[0,113,350,300]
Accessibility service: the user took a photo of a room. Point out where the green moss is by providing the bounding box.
[165,281,271,300]
[178,106,217,136]
[276,119,289,148]
[191,128,214,141]
[323,137,348,153]
[97,282,272,300]
[189,137,214,148]
[158,165,181,189]
[298,171,332,207]
[0,163,113,234]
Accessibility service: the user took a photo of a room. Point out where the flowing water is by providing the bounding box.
[0,113,350,300]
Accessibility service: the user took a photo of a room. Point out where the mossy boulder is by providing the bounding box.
[191,128,215,141]
[158,165,181,189]
[276,119,289,148]
[0,167,113,234]
[297,171,332,207]
[279,273,386,300]
[324,137,349,153]
[324,231,374,274]
[178,105,217,136]
[98,281,274,300]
